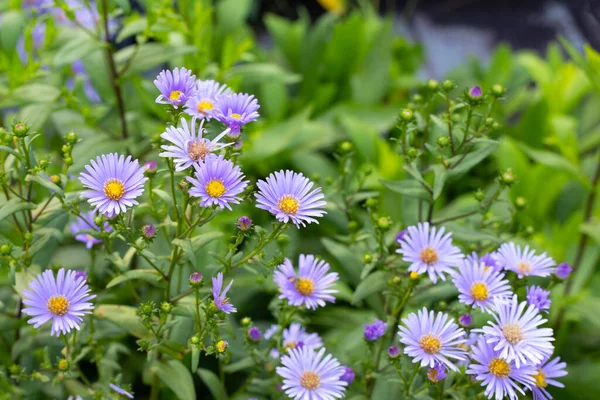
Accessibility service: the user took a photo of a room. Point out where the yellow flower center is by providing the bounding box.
[103,179,125,201]
[502,323,523,345]
[300,371,321,390]
[278,195,299,215]
[197,100,214,113]
[470,282,489,301]
[516,262,531,275]
[205,179,226,198]
[187,141,211,161]
[295,278,315,296]
[216,340,227,353]
[427,368,440,382]
[284,340,297,350]
[47,295,70,316]
[420,247,438,265]
[231,113,242,119]
[488,358,511,378]
[419,333,442,354]
[169,90,183,101]
[534,369,547,388]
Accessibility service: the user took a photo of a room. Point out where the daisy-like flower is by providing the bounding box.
[154,67,196,108]
[214,92,260,137]
[398,308,466,371]
[495,242,556,278]
[477,295,554,368]
[79,153,147,217]
[467,339,536,400]
[212,272,236,314]
[274,255,338,310]
[363,319,388,341]
[69,211,112,249]
[283,322,324,350]
[427,362,447,383]
[452,260,512,312]
[22,268,95,336]
[187,154,248,210]
[466,251,501,273]
[276,346,347,400]
[159,117,232,171]
[265,324,279,340]
[526,285,551,314]
[109,383,134,399]
[396,222,464,283]
[530,357,568,400]
[184,79,230,120]
[255,170,326,228]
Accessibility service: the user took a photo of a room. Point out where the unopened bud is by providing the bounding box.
[436,136,449,147]
[363,253,373,264]
[65,131,78,144]
[426,79,439,91]
[491,84,505,97]
[399,108,414,122]
[442,80,454,91]
[339,141,353,152]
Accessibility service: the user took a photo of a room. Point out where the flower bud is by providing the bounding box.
[500,169,516,186]
[65,131,78,144]
[468,86,482,98]
[178,179,188,192]
[491,122,501,131]
[191,335,200,345]
[347,221,359,231]
[514,196,527,210]
[555,262,572,280]
[399,108,414,122]
[412,94,423,104]
[189,272,203,287]
[216,340,228,353]
[241,317,251,326]
[61,144,71,154]
[363,253,373,264]
[0,243,11,255]
[377,217,390,230]
[38,158,49,169]
[426,79,439,91]
[459,314,472,327]
[49,175,61,185]
[436,136,449,147]
[57,359,69,371]
[161,302,172,314]
[442,80,454,91]
[12,122,29,137]
[64,157,73,167]
[387,345,400,359]
[485,117,495,128]
[407,147,418,159]
[340,366,355,384]
[248,327,262,342]
[396,230,407,243]
[144,160,157,175]
[491,84,505,97]
[474,188,485,201]
[142,224,156,239]
[392,276,401,284]
[339,141,353,152]
[365,198,378,208]
[93,216,103,227]
[23,232,33,243]
[237,216,252,231]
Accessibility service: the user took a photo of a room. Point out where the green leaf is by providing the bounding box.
[25,174,64,198]
[54,35,103,67]
[0,145,24,161]
[351,270,387,305]
[225,63,301,85]
[94,305,150,339]
[197,368,228,400]
[173,232,223,267]
[0,11,26,51]
[116,18,147,43]
[153,360,196,400]
[222,357,255,373]
[0,198,36,222]
[432,165,447,200]
[340,115,379,162]
[322,238,362,285]
[106,269,164,288]
[152,188,173,205]
[448,139,499,178]
[381,179,431,201]
[116,43,197,76]
[191,347,200,373]
[11,83,61,104]
[517,142,590,187]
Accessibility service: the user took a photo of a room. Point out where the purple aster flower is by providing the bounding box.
[270,348,281,359]
[469,86,483,98]
[265,324,279,340]
[459,314,473,327]
[452,260,512,312]
[467,339,536,400]
[237,216,252,231]
[427,362,447,382]
[187,154,248,210]
[154,67,196,108]
[495,242,556,278]
[212,272,236,314]
[109,383,134,399]
[248,327,262,342]
[255,170,326,228]
[340,366,355,384]
[189,272,203,286]
[530,357,567,400]
[274,255,338,310]
[363,318,387,341]
[214,92,260,137]
[282,323,323,350]
[398,308,466,371]
[276,346,347,400]
[466,251,501,273]
[22,268,95,336]
[388,345,400,358]
[526,285,551,314]
[70,211,112,249]
[160,117,232,172]
[184,79,230,120]
[141,224,156,239]
[476,295,554,368]
[144,160,157,174]
[555,262,572,280]
[395,230,407,245]
[79,153,147,217]
[396,222,464,284]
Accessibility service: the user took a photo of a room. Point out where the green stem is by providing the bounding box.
[230,223,287,270]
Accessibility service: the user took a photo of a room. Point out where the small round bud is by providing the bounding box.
[347,221,359,231]
[178,179,188,192]
[237,216,252,231]
[65,131,78,144]
[392,276,401,284]
[436,136,449,147]
[248,327,262,342]
[12,122,29,137]
[363,253,373,264]
[365,198,378,208]
[426,79,439,90]
[442,80,454,91]
[525,225,534,235]
[409,271,419,280]
[144,160,157,175]
[277,235,288,246]
[241,317,251,326]
[412,94,423,104]
[399,108,414,122]
[555,262,572,280]
[500,169,516,185]
[514,196,527,210]
[407,147,418,159]
[38,158,49,169]
[160,302,172,314]
[468,86,483,98]
[49,175,61,185]
[312,173,321,182]
[459,314,472,327]
[61,144,71,154]
[57,359,69,371]
[0,243,11,255]
[491,84,505,97]
[93,216,103,227]
[406,102,417,110]
[142,224,156,239]
[377,217,390,230]
[485,117,495,128]
[324,177,334,185]
[387,345,400,359]
[216,340,228,353]
[339,141,353,152]
[491,122,501,131]
[64,157,73,166]
[340,366,355,384]
[141,302,155,315]
[474,188,485,201]
[191,335,200,345]
[189,272,203,287]
[23,232,33,243]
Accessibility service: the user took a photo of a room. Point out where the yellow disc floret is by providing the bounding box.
[419,247,438,265]
[169,90,183,102]
[104,179,125,201]
[300,371,321,390]
[278,195,300,215]
[419,333,442,354]
[488,358,511,378]
[502,323,523,345]
[470,282,490,301]
[295,278,315,296]
[47,295,70,316]
[205,179,226,198]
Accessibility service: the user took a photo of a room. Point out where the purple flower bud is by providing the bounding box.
[237,216,252,231]
[142,224,156,239]
[387,345,400,359]
[459,314,472,327]
[427,362,447,382]
[555,262,572,279]
[340,366,355,384]
[248,327,262,342]
[189,272,203,286]
[234,139,243,150]
[144,160,157,173]
[363,319,387,341]
[468,86,482,98]
[396,230,407,245]
[74,270,87,281]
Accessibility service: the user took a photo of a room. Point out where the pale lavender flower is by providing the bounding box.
[187,154,248,210]
[79,153,147,217]
[22,268,95,336]
[255,170,326,228]
[274,255,338,310]
[555,262,572,280]
[184,79,230,120]
[466,251,501,273]
[283,323,323,350]
[396,222,464,283]
[452,260,512,312]
[395,230,407,244]
[70,211,111,249]
[276,347,347,400]
[530,357,568,400]
[526,286,551,313]
[160,117,232,171]
[212,272,236,314]
[109,383,134,399]
[154,67,196,108]
[363,319,387,341]
[265,324,279,340]
[467,339,536,400]
[340,366,355,384]
[398,308,466,371]
[427,362,447,382]
[214,93,260,137]
[476,295,554,368]
[495,242,556,278]
[68,60,101,103]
